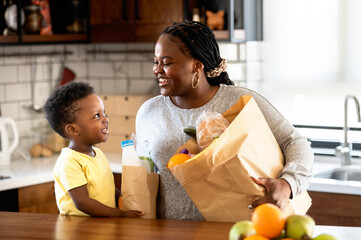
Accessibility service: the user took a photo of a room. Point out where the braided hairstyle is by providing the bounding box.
[44,81,95,138]
[162,20,234,86]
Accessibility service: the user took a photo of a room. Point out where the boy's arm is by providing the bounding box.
[68,184,143,217]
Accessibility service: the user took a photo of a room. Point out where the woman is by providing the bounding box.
[135,21,313,220]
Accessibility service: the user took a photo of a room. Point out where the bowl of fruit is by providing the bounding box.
[229,203,337,240]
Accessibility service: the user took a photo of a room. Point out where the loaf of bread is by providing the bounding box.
[196,112,230,151]
[30,143,54,158]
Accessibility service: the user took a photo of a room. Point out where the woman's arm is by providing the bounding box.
[69,184,143,217]
[249,91,314,209]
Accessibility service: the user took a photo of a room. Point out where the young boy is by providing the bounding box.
[44,81,143,217]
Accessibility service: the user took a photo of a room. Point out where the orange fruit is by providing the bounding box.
[118,196,122,209]
[251,203,285,239]
[244,234,270,240]
[167,153,191,167]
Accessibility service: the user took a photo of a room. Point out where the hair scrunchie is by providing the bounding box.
[206,58,227,78]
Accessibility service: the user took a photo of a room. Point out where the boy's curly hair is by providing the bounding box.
[44,81,95,138]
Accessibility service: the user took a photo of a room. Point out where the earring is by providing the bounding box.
[192,72,200,88]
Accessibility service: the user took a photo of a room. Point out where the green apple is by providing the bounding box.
[285,215,315,240]
[312,234,338,240]
[229,220,256,240]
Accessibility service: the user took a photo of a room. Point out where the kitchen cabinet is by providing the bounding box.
[96,95,152,154]
[18,181,58,214]
[307,191,361,227]
[184,0,262,42]
[0,173,122,214]
[0,0,89,45]
[90,0,183,43]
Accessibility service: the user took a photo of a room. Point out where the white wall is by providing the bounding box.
[260,0,361,138]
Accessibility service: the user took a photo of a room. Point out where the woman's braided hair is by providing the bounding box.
[162,20,234,86]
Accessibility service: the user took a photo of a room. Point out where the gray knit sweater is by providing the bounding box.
[135,84,313,220]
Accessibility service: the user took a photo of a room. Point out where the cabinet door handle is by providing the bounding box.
[134,0,141,21]
[122,0,129,21]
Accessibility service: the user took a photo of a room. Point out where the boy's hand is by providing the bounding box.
[120,210,145,218]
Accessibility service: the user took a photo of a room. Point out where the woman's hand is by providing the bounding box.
[250,177,292,211]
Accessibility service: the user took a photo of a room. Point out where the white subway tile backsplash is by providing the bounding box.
[129,79,157,94]
[239,43,246,61]
[86,79,101,93]
[127,43,155,51]
[114,79,128,94]
[1,102,18,118]
[6,83,31,101]
[0,41,251,153]
[18,65,31,82]
[142,62,155,78]
[68,62,86,79]
[107,53,126,61]
[246,41,264,61]
[247,62,263,82]
[88,62,114,78]
[19,102,43,118]
[17,119,33,138]
[127,62,141,78]
[4,45,31,54]
[227,63,246,81]
[219,43,238,61]
[0,85,4,101]
[101,79,116,94]
[29,45,55,54]
[0,65,17,83]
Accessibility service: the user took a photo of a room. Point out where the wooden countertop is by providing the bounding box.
[0,212,361,240]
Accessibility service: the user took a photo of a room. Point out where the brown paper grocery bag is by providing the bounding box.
[121,166,159,219]
[169,95,312,222]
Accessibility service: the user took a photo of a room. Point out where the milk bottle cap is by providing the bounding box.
[121,140,134,148]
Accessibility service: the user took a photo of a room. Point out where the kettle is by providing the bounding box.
[0,117,19,165]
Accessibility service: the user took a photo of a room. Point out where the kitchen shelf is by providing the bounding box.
[184,0,262,42]
[0,35,19,43]
[0,0,89,45]
[21,34,88,44]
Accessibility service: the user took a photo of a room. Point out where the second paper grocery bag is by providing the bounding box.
[121,165,159,219]
[120,140,159,219]
[168,95,311,222]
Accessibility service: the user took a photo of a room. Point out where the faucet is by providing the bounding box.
[335,95,361,165]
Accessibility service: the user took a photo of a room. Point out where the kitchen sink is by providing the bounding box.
[314,166,361,182]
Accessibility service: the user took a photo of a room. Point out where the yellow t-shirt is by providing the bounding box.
[53,147,115,216]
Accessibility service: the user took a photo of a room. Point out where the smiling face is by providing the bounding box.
[153,34,197,97]
[71,93,109,148]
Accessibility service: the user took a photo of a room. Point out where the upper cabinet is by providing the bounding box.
[184,0,262,42]
[0,0,89,45]
[0,0,261,44]
[90,0,184,43]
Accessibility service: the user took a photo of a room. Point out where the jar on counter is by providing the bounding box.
[24,5,43,34]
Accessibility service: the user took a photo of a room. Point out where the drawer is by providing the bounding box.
[109,115,136,135]
[115,95,151,116]
[18,182,58,214]
[96,134,132,154]
[100,95,117,116]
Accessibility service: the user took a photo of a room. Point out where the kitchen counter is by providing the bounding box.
[0,153,122,191]
[0,211,359,240]
[1,153,361,196]
[309,155,361,195]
